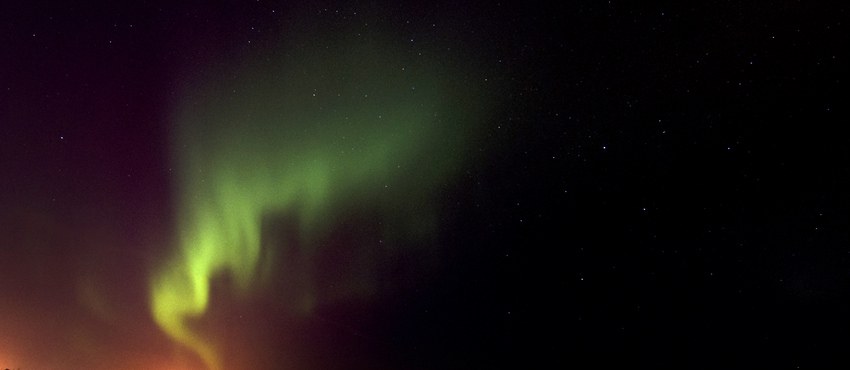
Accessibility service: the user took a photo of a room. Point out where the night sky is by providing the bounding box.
[1,1,847,369]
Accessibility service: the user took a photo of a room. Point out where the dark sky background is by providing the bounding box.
[1,0,847,369]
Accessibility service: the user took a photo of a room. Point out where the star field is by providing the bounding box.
[0,0,846,369]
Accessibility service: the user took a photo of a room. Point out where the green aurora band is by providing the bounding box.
[149,25,491,370]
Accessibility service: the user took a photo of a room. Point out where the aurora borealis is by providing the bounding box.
[150,18,489,369]
[3,0,847,369]
[2,1,500,367]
